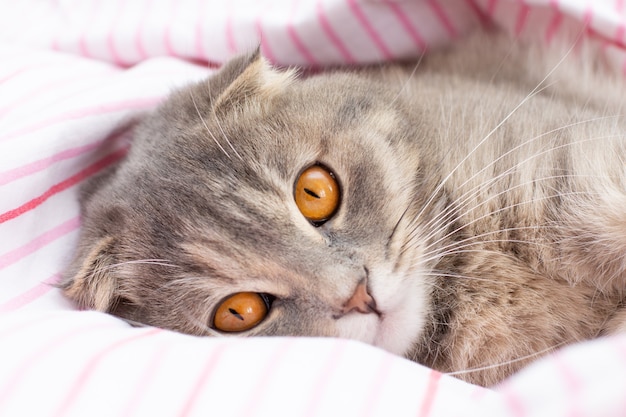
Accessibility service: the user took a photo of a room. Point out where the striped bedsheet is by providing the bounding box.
[1,0,626,416]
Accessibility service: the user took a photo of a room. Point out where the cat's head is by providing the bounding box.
[62,51,439,356]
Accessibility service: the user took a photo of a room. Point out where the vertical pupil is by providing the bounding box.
[304,188,320,199]
[229,308,244,321]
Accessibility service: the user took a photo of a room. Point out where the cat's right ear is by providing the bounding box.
[61,235,121,312]
[210,49,295,114]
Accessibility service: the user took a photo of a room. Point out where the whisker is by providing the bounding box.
[420,189,602,255]
[414,34,582,235]
[444,342,567,378]
[92,259,181,274]
[190,89,231,159]
[419,117,621,236]
[388,49,426,108]
[414,129,621,249]
[422,225,556,258]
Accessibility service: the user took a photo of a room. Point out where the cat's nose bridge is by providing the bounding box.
[341,279,380,316]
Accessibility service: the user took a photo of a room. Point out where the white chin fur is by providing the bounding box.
[335,270,430,357]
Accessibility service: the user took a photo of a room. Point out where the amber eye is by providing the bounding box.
[213,292,272,332]
[294,165,340,223]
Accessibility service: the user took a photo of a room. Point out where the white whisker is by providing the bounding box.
[190,89,231,159]
[444,342,567,378]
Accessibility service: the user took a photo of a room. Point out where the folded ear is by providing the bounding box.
[61,236,120,312]
[212,50,296,115]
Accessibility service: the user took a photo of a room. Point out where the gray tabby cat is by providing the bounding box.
[62,31,626,386]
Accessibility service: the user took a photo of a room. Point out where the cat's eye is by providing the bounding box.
[294,165,340,224]
[213,292,273,332]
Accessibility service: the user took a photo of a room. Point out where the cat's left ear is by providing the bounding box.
[61,236,122,312]
[213,50,296,114]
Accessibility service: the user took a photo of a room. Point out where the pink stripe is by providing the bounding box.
[178,342,230,417]
[163,1,179,57]
[78,1,102,58]
[134,0,154,60]
[256,18,278,64]
[617,0,625,12]
[501,384,526,417]
[0,322,112,409]
[0,273,61,313]
[347,0,393,60]
[316,0,355,63]
[238,339,297,416]
[303,340,348,417]
[386,1,427,51]
[426,0,459,38]
[106,0,128,66]
[0,71,114,117]
[616,24,625,45]
[554,354,583,417]
[465,0,491,27]
[0,96,160,143]
[582,6,594,27]
[53,327,162,417]
[287,1,318,66]
[120,344,171,417]
[194,0,207,61]
[0,314,59,342]
[515,4,531,37]
[418,369,442,417]
[0,217,80,270]
[359,353,395,417]
[226,9,237,54]
[487,0,499,16]
[545,10,564,44]
[0,140,103,186]
[0,148,127,223]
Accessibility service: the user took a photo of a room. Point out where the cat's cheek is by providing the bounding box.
[370,275,432,356]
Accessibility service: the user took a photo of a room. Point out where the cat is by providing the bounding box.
[61,30,626,386]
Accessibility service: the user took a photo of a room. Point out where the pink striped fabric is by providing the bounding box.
[1,0,626,416]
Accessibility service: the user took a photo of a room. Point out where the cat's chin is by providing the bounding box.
[335,274,430,357]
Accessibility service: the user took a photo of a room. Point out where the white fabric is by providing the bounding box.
[1,0,626,415]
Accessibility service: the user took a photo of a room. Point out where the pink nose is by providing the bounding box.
[342,280,379,315]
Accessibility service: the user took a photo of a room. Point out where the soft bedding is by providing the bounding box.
[1,0,626,415]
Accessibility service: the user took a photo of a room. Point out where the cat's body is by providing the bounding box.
[63,31,626,386]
